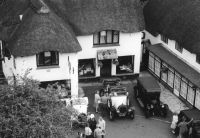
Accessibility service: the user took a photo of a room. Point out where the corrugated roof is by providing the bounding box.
[147,43,200,87]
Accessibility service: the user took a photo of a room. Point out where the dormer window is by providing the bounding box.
[175,42,183,53]
[36,51,59,67]
[196,54,200,64]
[161,34,168,44]
[93,30,119,45]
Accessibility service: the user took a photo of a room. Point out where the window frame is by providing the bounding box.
[36,51,59,67]
[175,42,183,53]
[93,30,119,45]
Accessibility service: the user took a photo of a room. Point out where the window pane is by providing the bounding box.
[93,33,99,44]
[51,51,59,65]
[174,73,181,96]
[38,52,44,66]
[154,57,161,77]
[187,84,195,105]
[100,35,106,44]
[180,78,188,99]
[167,67,174,88]
[148,54,154,71]
[195,89,200,110]
[113,31,119,43]
[161,63,168,82]
[44,51,51,65]
[107,31,112,43]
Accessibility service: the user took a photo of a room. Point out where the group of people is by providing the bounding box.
[171,112,194,138]
[84,114,106,138]
[94,88,110,114]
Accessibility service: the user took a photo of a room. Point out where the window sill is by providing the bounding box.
[37,65,60,70]
[93,43,120,48]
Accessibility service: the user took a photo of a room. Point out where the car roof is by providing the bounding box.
[138,76,161,93]
[180,108,200,121]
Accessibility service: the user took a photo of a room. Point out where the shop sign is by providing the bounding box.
[97,49,118,60]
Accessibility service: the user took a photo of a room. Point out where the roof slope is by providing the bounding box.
[144,0,200,54]
[7,8,82,57]
[0,0,144,56]
[45,0,145,35]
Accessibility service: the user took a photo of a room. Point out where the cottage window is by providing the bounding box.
[196,54,200,64]
[93,30,119,45]
[180,77,188,99]
[161,34,168,44]
[175,42,183,53]
[195,89,200,110]
[37,51,59,67]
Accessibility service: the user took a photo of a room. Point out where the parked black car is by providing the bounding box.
[175,109,200,138]
[134,75,168,118]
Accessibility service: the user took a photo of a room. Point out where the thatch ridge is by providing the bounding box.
[7,8,82,57]
[144,0,200,54]
[45,0,145,35]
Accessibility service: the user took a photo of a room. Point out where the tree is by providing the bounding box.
[0,73,76,138]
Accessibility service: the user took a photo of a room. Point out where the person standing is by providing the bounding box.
[94,124,102,138]
[94,90,101,113]
[88,114,97,134]
[178,116,193,138]
[98,116,106,138]
[85,123,92,138]
[171,112,178,134]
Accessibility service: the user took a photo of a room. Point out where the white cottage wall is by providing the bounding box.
[144,30,200,73]
[77,32,142,76]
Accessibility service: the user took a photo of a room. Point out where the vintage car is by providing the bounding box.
[134,75,168,118]
[175,109,200,138]
[61,97,88,128]
[107,86,135,121]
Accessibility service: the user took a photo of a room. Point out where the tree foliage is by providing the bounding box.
[0,73,76,138]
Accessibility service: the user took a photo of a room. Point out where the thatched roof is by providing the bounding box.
[144,0,200,54]
[0,0,144,56]
[45,0,145,35]
[7,8,81,57]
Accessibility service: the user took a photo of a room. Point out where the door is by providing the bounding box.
[100,59,111,77]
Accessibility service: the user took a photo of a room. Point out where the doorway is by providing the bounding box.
[100,59,111,77]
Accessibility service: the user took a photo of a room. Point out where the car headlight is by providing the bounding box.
[128,109,132,112]
[161,104,165,108]
[117,110,120,113]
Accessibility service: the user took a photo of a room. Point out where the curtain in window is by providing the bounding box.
[167,67,174,88]
[195,89,200,110]
[180,78,188,99]
[113,31,119,43]
[148,53,154,72]
[107,31,112,43]
[93,33,99,44]
[154,57,161,77]
[187,83,195,105]
[161,63,168,83]
[174,72,181,96]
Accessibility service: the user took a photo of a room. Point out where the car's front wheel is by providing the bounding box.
[109,111,114,121]
[130,112,135,120]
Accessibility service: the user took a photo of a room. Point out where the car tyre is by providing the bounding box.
[130,112,135,120]
[109,111,114,121]
[145,109,150,118]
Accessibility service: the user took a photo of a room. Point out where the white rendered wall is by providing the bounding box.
[3,52,79,96]
[144,30,200,73]
[77,32,142,76]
